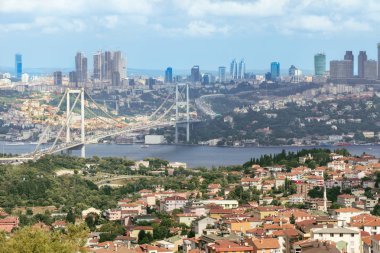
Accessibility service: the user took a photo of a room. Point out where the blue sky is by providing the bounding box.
[0,0,379,73]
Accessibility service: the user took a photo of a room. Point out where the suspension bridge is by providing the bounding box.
[1,83,196,162]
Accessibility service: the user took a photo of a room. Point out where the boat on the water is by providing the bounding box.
[140,145,149,148]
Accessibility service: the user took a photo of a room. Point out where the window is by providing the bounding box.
[351,234,354,237]
[330,234,334,237]
[340,234,343,237]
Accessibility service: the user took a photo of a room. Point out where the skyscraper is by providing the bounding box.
[270,62,280,80]
[314,53,326,76]
[230,59,238,80]
[191,65,200,83]
[378,43,380,80]
[238,59,245,79]
[218,66,226,83]
[53,71,62,85]
[75,52,87,84]
[330,60,353,79]
[344,51,354,77]
[93,52,102,80]
[358,51,367,78]
[102,51,112,81]
[15,54,22,80]
[165,67,173,83]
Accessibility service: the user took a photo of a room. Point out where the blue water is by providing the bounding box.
[1,142,379,168]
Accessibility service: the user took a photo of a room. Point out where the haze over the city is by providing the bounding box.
[1,0,380,71]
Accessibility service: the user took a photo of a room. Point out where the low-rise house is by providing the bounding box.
[251,238,281,253]
[332,207,369,227]
[193,217,217,236]
[310,227,361,253]
[176,213,198,227]
[0,216,19,233]
[337,194,356,207]
[160,196,188,212]
[208,240,254,253]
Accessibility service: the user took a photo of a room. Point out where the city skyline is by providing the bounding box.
[1,0,380,70]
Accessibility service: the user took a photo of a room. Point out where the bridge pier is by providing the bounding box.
[81,145,86,158]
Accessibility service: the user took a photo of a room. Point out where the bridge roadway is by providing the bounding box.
[0,119,200,162]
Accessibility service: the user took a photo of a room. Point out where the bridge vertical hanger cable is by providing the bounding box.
[49,92,81,152]
[33,89,68,154]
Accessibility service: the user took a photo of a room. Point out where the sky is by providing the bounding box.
[0,0,380,73]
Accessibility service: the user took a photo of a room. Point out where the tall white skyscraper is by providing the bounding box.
[238,59,245,79]
[230,59,237,80]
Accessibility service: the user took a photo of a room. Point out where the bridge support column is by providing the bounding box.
[66,89,71,143]
[175,84,179,144]
[186,83,190,143]
[81,88,86,158]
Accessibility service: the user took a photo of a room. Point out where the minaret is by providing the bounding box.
[323,182,327,212]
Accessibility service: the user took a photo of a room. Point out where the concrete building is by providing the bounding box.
[364,60,378,80]
[378,43,380,80]
[218,66,226,82]
[344,51,354,76]
[310,227,361,253]
[358,51,367,78]
[314,53,326,76]
[330,60,353,79]
[53,71,62,85]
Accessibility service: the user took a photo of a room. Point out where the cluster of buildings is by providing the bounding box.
[1,151,380,253]
[80,152,380,253]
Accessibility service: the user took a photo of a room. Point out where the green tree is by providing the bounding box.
[66,208,76,224]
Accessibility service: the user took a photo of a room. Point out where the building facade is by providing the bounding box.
[314,53,326,76]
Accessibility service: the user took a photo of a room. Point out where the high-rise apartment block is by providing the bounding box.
[378,43,380,80]
[230,59,237,80]
[358,51,367,78]
[53,71,62,85]
[191,65,201,83]
[75,52,87,84]
[218,66,226,83]
[330,60,353,79]
[344,51,354,76]
[364,60,378,80]
[238,59,245,79]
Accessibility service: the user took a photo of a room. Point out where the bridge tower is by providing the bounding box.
[175,83,190,143]
[66,88,86,157]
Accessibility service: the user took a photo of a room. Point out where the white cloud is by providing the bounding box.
[0,0,156,15]
[186,21,229,36]
[0,0,378,36]
[0,16,86,34]
[175,0,289,18]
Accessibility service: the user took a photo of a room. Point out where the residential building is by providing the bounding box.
[238,59,245,79]
[378,43,380,80]
[230,59,238,80]
[218,66,226,82]
[358,51,367,78]
[344,51,354,76]
[330,60,353,79]
[53,71,62,85]
[251,238,281,253]
[160,196,187,212]
[191,66,201,83]
[337,194,356,207]
[193,217,217,236]
[75,52,87,84]
[364,60,378,80]
[310,227,361,253]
